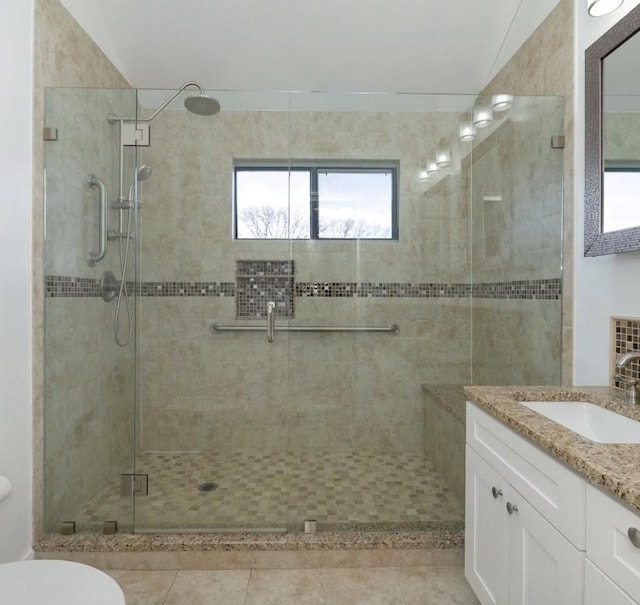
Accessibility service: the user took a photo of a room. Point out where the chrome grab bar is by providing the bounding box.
[267,301,276,343]
[210,323,399,334]
[87,174,107,266]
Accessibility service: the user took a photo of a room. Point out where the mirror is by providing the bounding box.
[585,4,640,256]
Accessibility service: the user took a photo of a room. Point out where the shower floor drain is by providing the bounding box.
[198,482,218,492]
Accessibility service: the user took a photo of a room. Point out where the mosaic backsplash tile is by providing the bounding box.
[236,260,295,319]
[612,316,640,388]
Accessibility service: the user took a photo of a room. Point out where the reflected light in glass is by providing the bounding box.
[426,161,440,175]
[588,0,624,16]
[492,94,514,112]
[473,100,493,128]
[436,141,451,168]
[459,116,477,142]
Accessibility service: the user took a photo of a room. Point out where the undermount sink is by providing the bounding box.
[520,401,640,444]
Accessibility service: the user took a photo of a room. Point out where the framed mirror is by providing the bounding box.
[585,4,640,256]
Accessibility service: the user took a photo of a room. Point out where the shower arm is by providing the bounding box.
[137,81,204,123]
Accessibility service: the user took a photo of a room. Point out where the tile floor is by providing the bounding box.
[107,565,480,604]
[76,451,464,533]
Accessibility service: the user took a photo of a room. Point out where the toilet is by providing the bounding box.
[0,560,126,605]
[0,476,126,604]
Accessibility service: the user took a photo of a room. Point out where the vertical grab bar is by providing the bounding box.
[88,174,107,266]
[267,301,276,342]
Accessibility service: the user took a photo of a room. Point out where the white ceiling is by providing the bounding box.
[60,0,562,94]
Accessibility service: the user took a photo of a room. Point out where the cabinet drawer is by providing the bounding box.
[585,560,638,605]
[466,402,585,549]
[586,484,640,602]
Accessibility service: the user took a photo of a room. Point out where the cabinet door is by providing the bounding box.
[586,484,640,603]
[585,560,638,605]
[465,446,509,605]
[508,486,584,605]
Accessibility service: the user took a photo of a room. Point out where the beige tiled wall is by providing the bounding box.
[477,0,574,385]
[136,107,473,453]
[469,96,565,385]
[34,0,132,535]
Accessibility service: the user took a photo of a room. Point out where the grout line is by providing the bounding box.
[160,570,179,605]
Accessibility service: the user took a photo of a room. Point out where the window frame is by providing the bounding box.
[233,160,399,240]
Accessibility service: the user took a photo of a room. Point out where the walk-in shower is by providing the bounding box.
[42,87,564,536]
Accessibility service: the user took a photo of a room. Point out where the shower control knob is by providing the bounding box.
[491,487,503,499]
[506,502,518,515]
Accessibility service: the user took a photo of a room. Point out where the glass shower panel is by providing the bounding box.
[43,87,138,534]
[132,89,294,531]
[470,95,564,385]
[282,92,474,531]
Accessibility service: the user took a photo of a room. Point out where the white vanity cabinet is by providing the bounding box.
[465,402,585,605]
[586,484,640,604]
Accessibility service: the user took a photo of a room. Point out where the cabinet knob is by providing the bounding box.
[491,487,503,499]
[506,502,518,515]
[629,527,640,549]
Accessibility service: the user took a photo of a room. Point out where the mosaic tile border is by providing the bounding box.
[46,276,561,300]
[612,316,640,389]
[45,275,103,297]
[471,278,561,300]
[45,276,235,298]
[136,281,235,297]
[297,278,561,300]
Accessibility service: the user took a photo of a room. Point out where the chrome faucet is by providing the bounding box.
[615,352,640,404]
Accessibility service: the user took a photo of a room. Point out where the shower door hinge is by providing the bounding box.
[121,122,150,147]
[43,127,58,141]
[550,135,565,149]
[121,473,149,497]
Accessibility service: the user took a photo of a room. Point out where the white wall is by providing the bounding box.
[0,0,34,562]
[574,0,640,385]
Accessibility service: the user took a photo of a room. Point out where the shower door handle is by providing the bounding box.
[267,301,276,342]
[88,174,108,266]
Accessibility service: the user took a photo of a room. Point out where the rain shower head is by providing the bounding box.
[184,93,221,116]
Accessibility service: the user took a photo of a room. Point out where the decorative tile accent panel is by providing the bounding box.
[612,316,640,388]
[236,260,294,277]
[236,261,295,319]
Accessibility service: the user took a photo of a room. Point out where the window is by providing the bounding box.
[234,161,398,239]
[603,161,640,233]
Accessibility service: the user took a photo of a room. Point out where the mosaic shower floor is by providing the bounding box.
[73,451,464,533]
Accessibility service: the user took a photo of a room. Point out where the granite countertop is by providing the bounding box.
[464,385,640,514]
